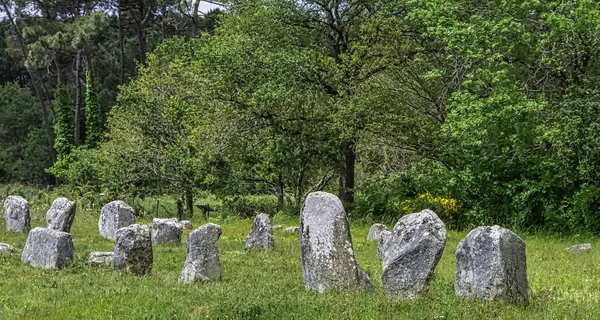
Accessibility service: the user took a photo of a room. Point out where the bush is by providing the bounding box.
[220,195,278,219]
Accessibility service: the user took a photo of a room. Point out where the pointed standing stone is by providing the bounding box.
[99,200,136,240]
[367,223,388,241]
[455,225,528,306]
[245,213,274,250]
[113,224,153,275]
[179,223,222,283]
[381,210,446,299]
[300,192,374,293]
[21,227,74,269]
[46,197,76,233]
[4,196,30,233]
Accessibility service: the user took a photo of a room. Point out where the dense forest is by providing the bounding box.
[2,0,600,232]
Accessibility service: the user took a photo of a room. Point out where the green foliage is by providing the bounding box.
[220,195,278,219]
[84,68,102,148]
[52,85,74,158]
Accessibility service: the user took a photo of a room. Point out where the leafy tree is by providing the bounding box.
[52,85,74,158]
[85,68,102,148]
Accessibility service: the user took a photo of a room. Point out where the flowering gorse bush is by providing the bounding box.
[399,192,459,223]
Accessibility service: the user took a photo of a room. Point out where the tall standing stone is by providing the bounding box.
[245,213,274,250]
[381,209,447,299]
[21,227,74,269]
[455,225,529,306]
[3,196,30,233]
[179,223,222,283]
[376,230,391,259]
[46,197,76,233]
[99,200,136,240]
[300,192,374,293]
[113,224,153,275]
[367,223,388,241]
[152,218,183,245]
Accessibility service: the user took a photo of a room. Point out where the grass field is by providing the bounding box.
[1,200,600,319]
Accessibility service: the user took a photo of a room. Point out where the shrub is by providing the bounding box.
[400,192,459,225]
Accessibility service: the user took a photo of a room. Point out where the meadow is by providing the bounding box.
[1,196,600,319]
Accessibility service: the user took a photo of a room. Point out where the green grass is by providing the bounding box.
[1,202,600,319]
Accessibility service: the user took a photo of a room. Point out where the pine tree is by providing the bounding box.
[85,68,102,148]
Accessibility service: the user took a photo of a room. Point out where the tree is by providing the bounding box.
[85,68,102,148]
[53,85,74,158]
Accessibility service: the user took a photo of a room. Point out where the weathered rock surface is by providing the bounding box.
[99,200,136,240]
[4,196,30,233]
[152,218,183,245]
[0,243,17,257]
[566,243,591,252]
[88,251,114,266]
[381,210,447,299]
[377,230,391,259]
[300,192,374,293]
[46,197,76,232]
[245,213,274,250]
[21,227,74,269]
[113,224,153,275]
[179,220,193,229]
[284,226,299,233]
[367,223,388,241]
[179,223,222,283]
[455,225,528,306]
[272,225,283,230]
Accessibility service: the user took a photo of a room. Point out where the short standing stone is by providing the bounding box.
[284,226,299,233]
[152,218,183,245]
[377,230,391,259]
[21,227,74,269]
[46,197,76,233]
[0,243,17,257]
[381,210,447,299]
[99,200,136,240]
[88,252,114,266]
[300,192,374,293]
[3,196,30,233]
[455,225,528,306]
[367,223,388,241]
[566,243,591,252]
[113,224,153,275]
[179,220,193,229]
[245,213,274,250]
[179,223,222,283]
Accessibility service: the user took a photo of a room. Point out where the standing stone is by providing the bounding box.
[88,252,114,266]
[0,243,17,257]
[152,218,183,245]
[284,226,299,233]
[300,192,374,293]
[377,230,391,259]
[179,223,222,283]
[99,200,136,240]
[179,220,193,229]
[566,243,591,252]
[46,197,76,233]
[455,226,528,306]
[381,210,447,299]
[245,213,274,250]
[367,223,388,241]
[113,224,153,275]
[3,196,30,233]
[21,227,74,269]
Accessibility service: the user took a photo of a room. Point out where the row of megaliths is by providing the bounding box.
[301,191,529,306]
[3,196,78,268]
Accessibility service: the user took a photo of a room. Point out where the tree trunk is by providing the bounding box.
[74,49,82,145]
[118,3,125,84]
[138,26,148,65]
[276,175,284,212]
[338,141,355,204]
[191,0,200,37]
[1,0,56,163]
[185,187,194,219]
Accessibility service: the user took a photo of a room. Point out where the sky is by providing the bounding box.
[198,2,222,13]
